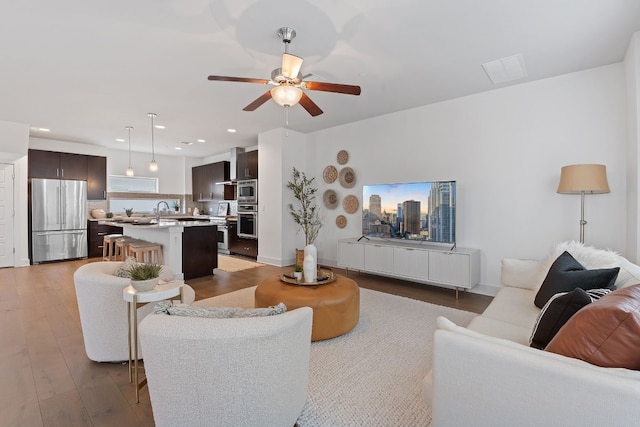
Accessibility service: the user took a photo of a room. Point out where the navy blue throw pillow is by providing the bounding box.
[534,251,619,309]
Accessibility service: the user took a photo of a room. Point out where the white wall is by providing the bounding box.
[257,128,307,265]
[625,33,640,261]
[0,121,30,266]
[105,148,189,195]
[299,63,626,294]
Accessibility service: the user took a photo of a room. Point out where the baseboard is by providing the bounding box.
[256,255,290,267]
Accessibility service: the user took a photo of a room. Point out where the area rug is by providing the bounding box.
[216,254,263,272]
[195,286,476,426]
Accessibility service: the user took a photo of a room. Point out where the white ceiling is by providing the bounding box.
[1,0,640,158]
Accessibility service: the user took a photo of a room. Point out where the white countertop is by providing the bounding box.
[99,219,217,229]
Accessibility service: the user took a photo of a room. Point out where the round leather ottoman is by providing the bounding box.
[255,274,360,341]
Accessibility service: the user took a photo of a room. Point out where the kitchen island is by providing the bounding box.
[100,218,217,280]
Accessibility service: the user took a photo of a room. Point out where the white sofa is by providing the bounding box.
[139,306,313,427]
[427,242,640,427]
[74,261,195,362]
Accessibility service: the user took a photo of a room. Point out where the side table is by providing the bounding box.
[123,280,184,403]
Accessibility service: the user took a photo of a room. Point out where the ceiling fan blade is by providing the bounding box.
[299,92,323,116]
[281,54,303,79]
[303,81,361,95]
[208,75,269,85]
[242,91,273,111]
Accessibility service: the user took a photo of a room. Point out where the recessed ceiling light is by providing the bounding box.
[154,125,166,129]
[196,139,206,143]
[174,147,182,150]
[116,138,125,142]
[227,128,236,133]
[39,128,51,132]
[181,141,193,146]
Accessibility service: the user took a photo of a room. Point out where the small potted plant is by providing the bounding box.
[172,200,180,212]
[293,264,303,281]
[127,263,163,292]
[125,208,134,217]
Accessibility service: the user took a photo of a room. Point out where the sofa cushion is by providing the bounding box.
[467,315,533,345]
[546,284,640,370]
[115,256,138,278]
[534,251,619,308]
[481,286,540,330]
[154,301,287,318]
[529,288,611,350]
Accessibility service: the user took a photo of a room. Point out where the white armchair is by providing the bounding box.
[139,306,313,427]
[74,261,195,362]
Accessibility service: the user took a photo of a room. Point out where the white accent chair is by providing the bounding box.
[139,306,313,427]
[74,261,195,362]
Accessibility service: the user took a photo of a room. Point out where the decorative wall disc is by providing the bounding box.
[343,194,359,214]
[337,150,349,165]
[323,189,339,209]
[339,167,356,188]
[323,165,338,183]
[336,215,347,228]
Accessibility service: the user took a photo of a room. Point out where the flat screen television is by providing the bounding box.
[362,181,456,244]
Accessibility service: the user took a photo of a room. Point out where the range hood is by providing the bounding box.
[216,147,244,185]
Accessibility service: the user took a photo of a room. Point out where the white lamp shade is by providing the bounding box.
[149,160,158,172]
[271,85,303,107]
[126,166,134,177]
[557,164,610,194]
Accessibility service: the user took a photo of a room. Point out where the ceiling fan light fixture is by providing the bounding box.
[271,85,303,107]
[281,53,303,79]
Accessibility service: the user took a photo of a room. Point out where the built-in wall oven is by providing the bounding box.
[237,204,258,239]
[237,179,257,204]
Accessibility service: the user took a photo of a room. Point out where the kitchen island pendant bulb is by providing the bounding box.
[125,125,134,176]
[148,112,158,172]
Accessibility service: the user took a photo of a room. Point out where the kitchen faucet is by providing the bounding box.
[156,201,170,223]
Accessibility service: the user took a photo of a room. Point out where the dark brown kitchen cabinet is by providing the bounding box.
[87,155,107,200]
[228,221,258,258]
[182,225,218,279]
[192,161,231,201]
[28,149,88,180]
[236,150,258,180]
[87,221,122,258]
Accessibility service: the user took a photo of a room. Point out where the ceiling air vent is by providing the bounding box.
[482,53,528,85]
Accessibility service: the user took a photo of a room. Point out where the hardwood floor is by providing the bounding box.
[0,257,492,427]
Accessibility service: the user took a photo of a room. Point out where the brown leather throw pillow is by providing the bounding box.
[545,284,640,370]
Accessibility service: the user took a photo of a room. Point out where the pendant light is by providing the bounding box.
[125,126,134,176]
[148,112,158,172]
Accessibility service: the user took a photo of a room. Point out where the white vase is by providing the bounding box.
[304,244,317,281]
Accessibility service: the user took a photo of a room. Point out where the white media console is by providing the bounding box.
[337,238,480,298]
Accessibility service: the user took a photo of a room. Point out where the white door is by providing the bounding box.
[0,163,14,267]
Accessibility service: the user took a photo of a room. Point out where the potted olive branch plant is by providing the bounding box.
[287,167,322,282]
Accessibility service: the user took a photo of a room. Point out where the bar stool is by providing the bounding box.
[114,236,140,261]
[102,234,123,261]
[129,240,164,265]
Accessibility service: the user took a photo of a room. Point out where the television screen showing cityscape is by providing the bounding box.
[361,181,456,243]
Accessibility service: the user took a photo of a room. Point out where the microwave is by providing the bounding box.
[237,179,257,203]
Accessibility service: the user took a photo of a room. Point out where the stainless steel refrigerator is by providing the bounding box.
[31,178,88,263]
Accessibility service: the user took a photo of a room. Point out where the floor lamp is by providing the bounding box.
[557,164,610,244]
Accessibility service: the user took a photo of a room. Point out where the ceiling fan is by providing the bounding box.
[207,27,361,117]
